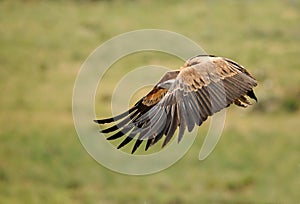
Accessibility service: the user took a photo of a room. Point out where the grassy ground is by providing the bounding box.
[0,0,299,203]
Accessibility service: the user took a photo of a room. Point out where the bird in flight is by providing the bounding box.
[94,55,257,153]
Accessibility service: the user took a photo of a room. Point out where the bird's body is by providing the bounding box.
[95,55,257,153]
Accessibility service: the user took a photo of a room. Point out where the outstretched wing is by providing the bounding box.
[94,55,257,153]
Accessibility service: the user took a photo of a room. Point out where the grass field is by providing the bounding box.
[1,0,299,203]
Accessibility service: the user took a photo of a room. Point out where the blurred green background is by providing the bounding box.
[1,0,299,203]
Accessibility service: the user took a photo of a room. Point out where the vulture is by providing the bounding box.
[94,55,257,153]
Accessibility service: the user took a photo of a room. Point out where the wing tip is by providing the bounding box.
[247,90,258,102]
[94,118,114,124]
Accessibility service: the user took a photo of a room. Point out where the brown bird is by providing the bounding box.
[94,55,257,153]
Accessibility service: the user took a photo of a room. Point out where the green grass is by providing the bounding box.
[0,0,299,203]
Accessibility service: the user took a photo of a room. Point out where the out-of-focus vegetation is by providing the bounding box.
[0,0,299,203]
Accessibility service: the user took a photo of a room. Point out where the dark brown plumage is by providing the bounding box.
[94,55,258,153]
